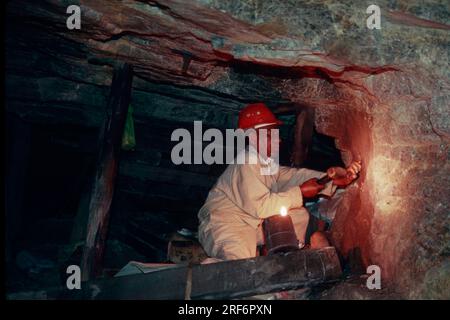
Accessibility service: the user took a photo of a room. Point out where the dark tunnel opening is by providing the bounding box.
[5,91,347,292]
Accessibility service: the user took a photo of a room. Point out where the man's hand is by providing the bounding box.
[330,160,362,187]
[300,178,326,198]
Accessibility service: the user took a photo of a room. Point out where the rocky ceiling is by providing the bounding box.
[5,0,450,299]
[7,0,449,126]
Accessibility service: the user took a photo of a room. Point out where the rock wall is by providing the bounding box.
[366,69,449,299]
[207,0,449,298]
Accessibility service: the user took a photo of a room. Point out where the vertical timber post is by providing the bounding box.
[291,106,314,167]
[80,63,133,281]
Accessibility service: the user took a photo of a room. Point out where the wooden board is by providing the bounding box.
[80,63,133,281]
[70,246,341,300]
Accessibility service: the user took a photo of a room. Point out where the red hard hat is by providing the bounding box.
[238,103,283,129]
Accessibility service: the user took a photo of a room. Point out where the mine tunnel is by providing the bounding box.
[5,1,450,300]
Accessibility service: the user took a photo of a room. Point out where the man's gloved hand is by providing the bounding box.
[330,160,362,187]
[300,178,325,198]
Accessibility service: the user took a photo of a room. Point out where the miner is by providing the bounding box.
[198,103,361,260]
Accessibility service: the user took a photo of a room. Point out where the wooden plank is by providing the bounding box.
[119,161,217,187]
[71,247,341,300]
[7,247,342,300]
[80,63,133,281]
[291,107,314,166]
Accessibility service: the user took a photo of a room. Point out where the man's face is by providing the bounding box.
[251,125,281,158]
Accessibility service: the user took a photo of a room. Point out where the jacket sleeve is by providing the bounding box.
[278,166,337,197]
[224,163,304,219]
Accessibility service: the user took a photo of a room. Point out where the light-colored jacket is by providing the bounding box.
[198,147,335,256]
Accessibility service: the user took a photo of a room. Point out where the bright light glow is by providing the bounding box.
[280,206,287,216]
[369,155,405,216]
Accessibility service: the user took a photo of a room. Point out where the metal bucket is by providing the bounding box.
[263,215,299,255]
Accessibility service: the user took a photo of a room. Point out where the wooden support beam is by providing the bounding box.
[72,247,341,300]
[291,107,315,167]
[7,247,342,300]
[80,63,133,281]
[119,162,217,187]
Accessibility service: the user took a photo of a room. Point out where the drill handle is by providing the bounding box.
[316,175,332,185]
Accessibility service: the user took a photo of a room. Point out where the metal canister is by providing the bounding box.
[263,215,299,255]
